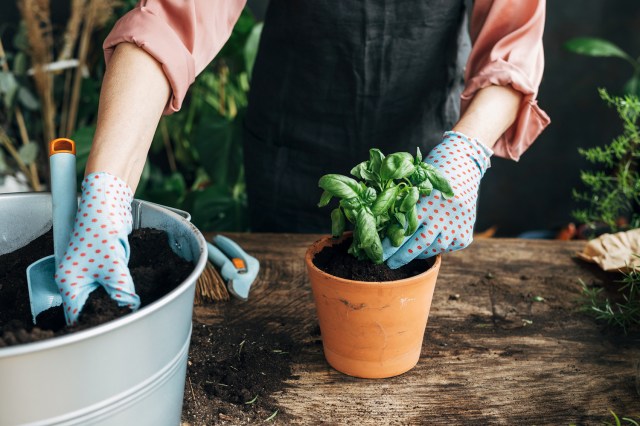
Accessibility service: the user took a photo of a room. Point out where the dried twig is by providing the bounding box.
[66,0,119,136]
[187,376,198,409]
[19,0,56,148]
[59,65,73,136]
[57,0,86,62]
[56,0,85,136]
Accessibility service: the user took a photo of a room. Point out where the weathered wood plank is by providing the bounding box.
[194,234,640,425]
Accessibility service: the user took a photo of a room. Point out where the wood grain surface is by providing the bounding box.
[193,234,640,425]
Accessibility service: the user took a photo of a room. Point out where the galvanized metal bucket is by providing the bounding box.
[0,193,207,426]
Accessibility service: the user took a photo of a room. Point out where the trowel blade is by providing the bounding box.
[26,255,63,324]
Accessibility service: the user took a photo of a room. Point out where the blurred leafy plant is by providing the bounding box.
[1,2,261,232]
[317,148,453,264]
[0,0,121,191]
[572,89,640,234]
[565,37,640,96]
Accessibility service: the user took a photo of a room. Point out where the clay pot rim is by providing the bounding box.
[305,233,441,288]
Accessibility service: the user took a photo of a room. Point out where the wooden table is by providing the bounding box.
[193,234,640,425]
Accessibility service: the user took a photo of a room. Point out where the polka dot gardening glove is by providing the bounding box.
[383,131,493,269]
[54,172,141,325]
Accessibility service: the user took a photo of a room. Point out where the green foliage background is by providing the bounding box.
[0,3,261,232]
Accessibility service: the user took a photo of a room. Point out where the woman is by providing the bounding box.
[55,0,550,324]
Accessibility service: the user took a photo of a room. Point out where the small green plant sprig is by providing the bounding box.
[579,259,640,334]
[572,89,640,234]
[317,148,453,264]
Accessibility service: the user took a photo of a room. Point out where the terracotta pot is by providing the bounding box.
[305,234,441,378]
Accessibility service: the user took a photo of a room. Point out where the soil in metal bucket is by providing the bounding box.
[0,228,301,424]
[0,228,194,347]
[312,238,435,281]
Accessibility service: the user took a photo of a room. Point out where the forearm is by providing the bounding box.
[453,85,522,149]
[86,43,170,191]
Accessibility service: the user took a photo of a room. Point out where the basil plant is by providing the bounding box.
[317,148,454,264]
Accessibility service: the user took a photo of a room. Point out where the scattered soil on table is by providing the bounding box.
[313,238,435,281]
[0,228,194,347]
[182,318,300,425]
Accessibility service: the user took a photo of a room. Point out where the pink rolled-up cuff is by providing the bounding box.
[103,7,195,114]
[461,59,551,161]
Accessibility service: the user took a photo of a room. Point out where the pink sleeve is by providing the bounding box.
[462,0,551,161]
[103,0,246,115]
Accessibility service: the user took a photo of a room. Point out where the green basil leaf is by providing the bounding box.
[371,186,398,216]
[399,187,419,212]
[350,161,377,182]
[406,207,419,236]
[381,152,416,181]
[395,212,407,228]
[356,208,384,264]
[318,174,360,199]
[418,179,433,196]
[317,190,333,208]
[426,168,454,198]
[340,197,362,211]
[363,187,377,204]
[343,207,356,223]
[415,147,422,163]
[331,208,346,237]
[369,149,385,175]
[359,182,368,194]
[364,238,383,264]
[350,161,368,179]
[387,223,405,247]
[356,208,378,248]
[411,167,427,183]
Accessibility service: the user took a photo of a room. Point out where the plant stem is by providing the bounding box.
[57,0,85,62]
[66,0,97,136]
[218,64,228,116]
[19,0,56,183]
[59,69,73,136]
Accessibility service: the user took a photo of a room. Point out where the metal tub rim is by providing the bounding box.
[0,193,207,358]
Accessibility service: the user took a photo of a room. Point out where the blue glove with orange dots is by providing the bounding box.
[383,131,493,268]
[54,172,140,325]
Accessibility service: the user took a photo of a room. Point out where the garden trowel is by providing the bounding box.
[206,235,259,301]
[26,138,77,324]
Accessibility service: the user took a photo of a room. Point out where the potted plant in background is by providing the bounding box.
[304,148,453,378]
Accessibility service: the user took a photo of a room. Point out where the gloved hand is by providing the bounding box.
[54,172,140,325]
[383,131,493,269]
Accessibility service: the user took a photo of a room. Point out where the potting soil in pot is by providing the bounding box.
[0,228,194,347]
[313,238,435,281]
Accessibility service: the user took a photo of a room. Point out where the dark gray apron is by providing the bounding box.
[243,0,470,232]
